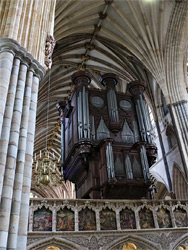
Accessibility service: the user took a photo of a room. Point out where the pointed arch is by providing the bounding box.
[171,233,188,250]
[27,236,82,250]
[104,234,160,250]
[173,163,188,199]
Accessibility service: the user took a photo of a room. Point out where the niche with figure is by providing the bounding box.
[139,208,154,229]
[79,208,96,231]
[56,207,74,231]
[33,207,52,231]
[157,207,172,228]
[100,208,117,230]
[174,208,188,227]
[120,208,136,229]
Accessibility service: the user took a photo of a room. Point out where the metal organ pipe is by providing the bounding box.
[140,145,150,181]
[77,86,90,140]
[139,94,152,144]
[77,92,82,139]
[105,142,115,179]
[107,89,119,122]
[82,87,86,138]
[86,91,90,139]
[60,109,64,165]
[136,101,146,141]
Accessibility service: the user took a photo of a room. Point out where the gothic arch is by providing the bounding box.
[27,236,82,250]
[103,234,160,250]
[171,233,188,250]
[173,163,188,199]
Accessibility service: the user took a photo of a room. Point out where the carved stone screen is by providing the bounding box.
[33,207,52,231]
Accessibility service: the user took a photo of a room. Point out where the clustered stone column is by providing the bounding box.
[168,101,188,180]
[0,38,45,250]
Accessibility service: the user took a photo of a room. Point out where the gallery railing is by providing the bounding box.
[29,198,188,232]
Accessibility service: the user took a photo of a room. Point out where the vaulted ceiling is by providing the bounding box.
[34,0,183,173]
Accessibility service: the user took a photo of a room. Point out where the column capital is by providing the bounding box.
[0,38,46,80]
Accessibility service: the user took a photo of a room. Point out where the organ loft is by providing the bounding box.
[57,71,157,199]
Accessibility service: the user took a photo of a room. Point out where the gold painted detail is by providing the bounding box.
[85,43,95,50]
[122,242,140,250]
[81,55,90,62]
[45,246,60,250]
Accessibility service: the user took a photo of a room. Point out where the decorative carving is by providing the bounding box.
[90,96,104,108]
[44,34,56,70]
[119,100,132,111]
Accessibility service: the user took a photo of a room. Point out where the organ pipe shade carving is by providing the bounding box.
[90,96,104,108]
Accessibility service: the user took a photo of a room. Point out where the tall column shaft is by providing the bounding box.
[0,57,20,199]
[7,69,34,249]
[0,62,28,249]
[169,101,188,180]
[0,51,14,137]
[17,75,40,250]
[0,38,45,250]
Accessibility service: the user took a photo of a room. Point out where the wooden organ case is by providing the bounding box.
[57,72,157,199]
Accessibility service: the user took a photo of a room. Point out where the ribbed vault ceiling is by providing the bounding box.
[34,0,176,182]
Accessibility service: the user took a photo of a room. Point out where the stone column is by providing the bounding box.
[7,67,34,249]
[17,75,41,250]
[115,208,121,230]
[0,50,14,137]
[52,202,56,232]
[168,101,188,180]
[75,203,79,232]
[96,208,100,231]
[0,38,45,250]
[0,57,20,199]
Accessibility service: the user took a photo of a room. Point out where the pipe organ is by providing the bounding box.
[57,72,157,199]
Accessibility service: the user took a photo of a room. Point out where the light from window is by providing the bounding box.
[147,105,155,129]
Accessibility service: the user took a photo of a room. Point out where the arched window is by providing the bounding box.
[147,105,155,129]
[166,125,177,150]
